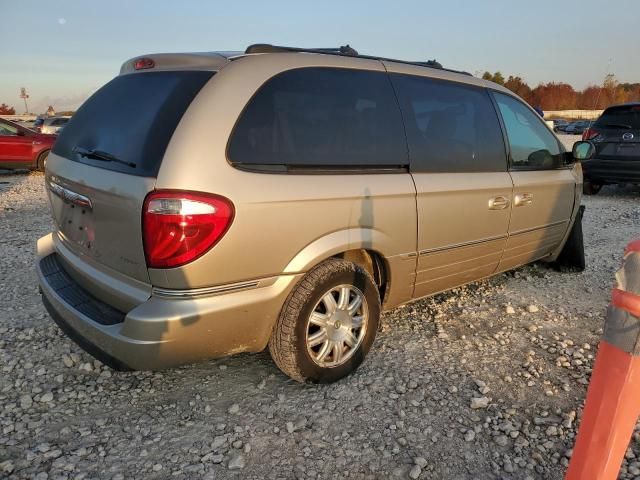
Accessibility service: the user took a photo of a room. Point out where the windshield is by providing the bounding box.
[595,107,640,129]
[53,70,213,177]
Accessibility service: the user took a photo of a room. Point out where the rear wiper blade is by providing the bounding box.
[72,146,137,168]
[602,123,633,129]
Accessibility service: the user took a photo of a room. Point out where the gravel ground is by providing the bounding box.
[1,135,639,480]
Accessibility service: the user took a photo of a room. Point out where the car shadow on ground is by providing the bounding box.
[595,184,640,198]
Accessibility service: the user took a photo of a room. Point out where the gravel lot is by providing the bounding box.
[1,135,639,479]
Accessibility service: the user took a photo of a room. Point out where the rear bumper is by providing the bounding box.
[582,158,640,184]
[36,233,302,370]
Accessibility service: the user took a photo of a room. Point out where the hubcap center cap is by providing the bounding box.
[330,310,350,330]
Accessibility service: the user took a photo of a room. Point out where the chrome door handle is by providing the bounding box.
[488,196,510,210]
[514,193,534,207]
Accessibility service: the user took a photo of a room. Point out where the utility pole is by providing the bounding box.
[20,87,29,114]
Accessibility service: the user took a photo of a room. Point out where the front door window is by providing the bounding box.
[494,93,563,170]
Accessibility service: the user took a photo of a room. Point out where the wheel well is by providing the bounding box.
[332,249,388,303]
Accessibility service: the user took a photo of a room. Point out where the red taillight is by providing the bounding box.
[582,127,599,141]
[142,191,234,269]
[134,57,155,70]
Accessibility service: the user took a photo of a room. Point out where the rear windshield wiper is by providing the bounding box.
[72,146,137,168]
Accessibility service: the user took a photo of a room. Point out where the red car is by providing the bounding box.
[0,118,56,171]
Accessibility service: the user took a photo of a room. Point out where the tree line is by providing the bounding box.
[482,72,640,110]
[0,104,75,116]
[0,104,16,115]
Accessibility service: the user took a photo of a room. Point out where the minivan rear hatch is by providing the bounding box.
[49,70,213,283]
[592,105,640,160]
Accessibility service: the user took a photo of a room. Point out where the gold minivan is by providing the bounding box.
[36,44,591,383]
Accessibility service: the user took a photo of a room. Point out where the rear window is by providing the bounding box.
[53,71,213,177]
[595,106,640,130]
[227,67,407,171]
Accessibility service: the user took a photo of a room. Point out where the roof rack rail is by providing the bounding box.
[413,60,443,69]
[243,43,471,76]
[245,44,359,56]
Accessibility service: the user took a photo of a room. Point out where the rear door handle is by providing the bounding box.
[514,193,534,207]
[488,196,510,210]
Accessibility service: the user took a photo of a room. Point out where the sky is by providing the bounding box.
[1,0,639,114]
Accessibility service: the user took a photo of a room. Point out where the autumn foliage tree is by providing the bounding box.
[577,77,633,109]
[530,83,578,110]
[0,104,16,115]
[503,76,532,103]
[621,83,640,102]
[578,86,608,109]
[602,74,628,105]
[491,73,637,110]
[482,71,505,85]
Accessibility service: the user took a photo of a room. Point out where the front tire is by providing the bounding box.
[269,258,380,383]
[36,150,50,172]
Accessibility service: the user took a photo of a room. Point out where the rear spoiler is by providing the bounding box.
[119,52,235,75]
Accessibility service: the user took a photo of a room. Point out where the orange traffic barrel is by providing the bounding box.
[565,239,640,480]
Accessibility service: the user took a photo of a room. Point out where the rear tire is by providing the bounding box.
[583,181,602,195]
[37,150,50,172]
[553,206,585,272]
[269,258,380,383]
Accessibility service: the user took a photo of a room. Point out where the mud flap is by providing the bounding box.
[553,205,586,272]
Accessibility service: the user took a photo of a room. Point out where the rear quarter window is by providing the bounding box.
[227,67,407,171]
[53,71,213,177]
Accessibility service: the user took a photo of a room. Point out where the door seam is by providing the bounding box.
[493,171,516,273]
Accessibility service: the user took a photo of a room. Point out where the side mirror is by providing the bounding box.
[572,141,595,161]
[17,130,25,136]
